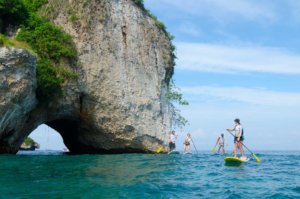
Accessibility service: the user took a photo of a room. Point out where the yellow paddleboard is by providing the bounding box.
[224,156,249,163]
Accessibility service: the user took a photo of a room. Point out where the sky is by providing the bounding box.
[144,0,300,151]
[30,0,300,151]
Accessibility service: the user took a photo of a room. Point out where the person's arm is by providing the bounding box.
[226,128,235,131]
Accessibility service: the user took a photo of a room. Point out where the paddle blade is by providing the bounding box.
[212,148,216,153]
[155,147,163,153]
[253,153,261,163]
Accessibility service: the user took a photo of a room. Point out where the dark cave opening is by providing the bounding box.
[46,119,81,153]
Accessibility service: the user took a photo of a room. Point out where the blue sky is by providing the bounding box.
[30,0,300,151]
[144,0,300,151]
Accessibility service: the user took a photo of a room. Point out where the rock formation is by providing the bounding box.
[0,0,174,154]
[19,137,40,151]
[0,47,37,153]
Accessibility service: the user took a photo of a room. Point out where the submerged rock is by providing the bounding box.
[0,0,173,154]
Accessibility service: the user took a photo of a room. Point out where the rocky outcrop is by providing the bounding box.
[0,47,37,153]
[19,137,40,151]
[0,0,173,154]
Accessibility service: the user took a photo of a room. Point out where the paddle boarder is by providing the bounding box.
[226,118,245,158]
[215,133,225,154]
[169,131,177,152]
[183,133,192,154]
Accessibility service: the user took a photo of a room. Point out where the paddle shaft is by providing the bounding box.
[213,137,220,149]
[191,138,199,154]
[226,130,255,155]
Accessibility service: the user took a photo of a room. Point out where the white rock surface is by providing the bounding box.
[0,47,37,153]
[0,0,173,153]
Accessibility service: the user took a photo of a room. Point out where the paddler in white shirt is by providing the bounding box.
[227,118,245,158]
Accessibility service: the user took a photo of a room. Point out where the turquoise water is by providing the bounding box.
[0,151,299,199]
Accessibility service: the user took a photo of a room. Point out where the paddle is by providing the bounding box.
[155,147,163,153]
[212,142,218,153]
[226,130,261,163]
[212,147,216,153]
[191,138,199,154]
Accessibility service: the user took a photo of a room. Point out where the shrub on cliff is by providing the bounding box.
[17,13,76,62]
[0,0,28,33]
[0,0,77,105]
[22,0,48,12]
[132,0,144,7]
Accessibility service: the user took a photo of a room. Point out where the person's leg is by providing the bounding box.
[240,142,245,157]
[184,144,186,153]
[217,145,221,153]
[222,146,225,154]
[188,145,190,153]
[234,142,237,157]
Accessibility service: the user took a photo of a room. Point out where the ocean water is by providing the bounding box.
[0,151,299,199]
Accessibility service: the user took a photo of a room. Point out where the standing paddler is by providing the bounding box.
[226,118,245,158]
[169,131,178,152]
[214,133,225,154]
[183,133,192,154]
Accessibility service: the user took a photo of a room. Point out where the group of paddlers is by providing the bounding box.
[169,131,194,153]
[169,118,245,158]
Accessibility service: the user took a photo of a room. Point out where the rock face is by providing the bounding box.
[0,0,173,154]
[0,47,37,153]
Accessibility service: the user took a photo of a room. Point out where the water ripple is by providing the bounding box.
[0,151,299,198]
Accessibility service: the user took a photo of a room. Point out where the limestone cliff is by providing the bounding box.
[0,0,174,154]
[0,47,37,153]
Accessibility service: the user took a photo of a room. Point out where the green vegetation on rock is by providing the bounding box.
[0,33,32,50]
[22,0,48,12]
[24,137,35,146]
[0,0,77,105]
[167,82,189,129]
[17,13,76,62]
[132,0,144,7]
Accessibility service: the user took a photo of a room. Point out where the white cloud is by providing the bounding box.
[178,22,202,37]
[177,93,300,150]
[145,0,276,23]
[181,86,300,107]
[176,42,300,75]
[190,128,207,138]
